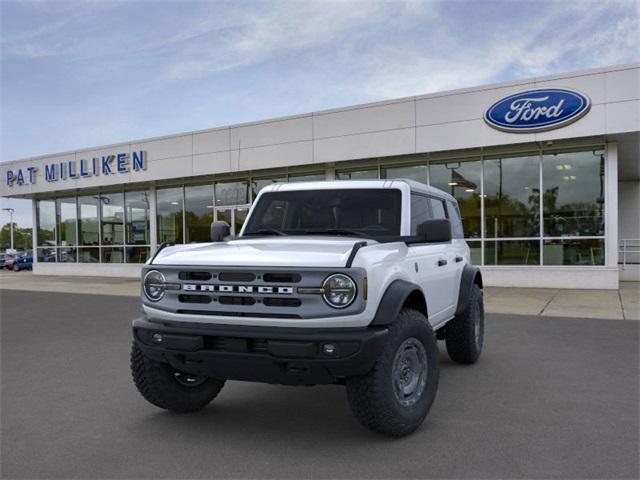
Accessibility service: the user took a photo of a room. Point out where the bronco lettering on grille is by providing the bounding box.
[182,284,294,294]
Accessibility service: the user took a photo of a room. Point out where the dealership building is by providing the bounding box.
[1,63,638,289]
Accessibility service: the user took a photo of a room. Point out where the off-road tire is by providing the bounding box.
[345,309,439,436]
[445,284,484,364]
[131,342,225,413]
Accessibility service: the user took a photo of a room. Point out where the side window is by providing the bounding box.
[447,200,464,239]
[410,194,432,234]
[429,198,447,220]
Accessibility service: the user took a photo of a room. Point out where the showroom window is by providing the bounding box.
[288,172,325,182]
[77,195,100,263]
[429,159,482,239]
[36,190,151,264]
[483,155,540,238]
[214,180,249,206]
[56,197,77,263]
[252,176,287,198]
[36,199,57,262]
[542,150,605,238]
[541,149,605,266]
[100,193,124,263]
[336,168,379,180]
[156,187,184,244]
[125,190,151,263]
[383,164,428,184]
[185,184,214,243]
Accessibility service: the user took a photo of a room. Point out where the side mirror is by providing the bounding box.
[211,221,231,242]
[416,219,452,243]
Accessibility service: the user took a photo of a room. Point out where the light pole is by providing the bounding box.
[2,207,15,251]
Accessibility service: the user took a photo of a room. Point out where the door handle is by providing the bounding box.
[455,256,463,263]
[437,259,447,267]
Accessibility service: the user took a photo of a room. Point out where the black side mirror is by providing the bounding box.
[416,219,452,243]
[211,221,231,242]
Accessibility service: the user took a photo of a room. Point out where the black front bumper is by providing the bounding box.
[133,317,388,385]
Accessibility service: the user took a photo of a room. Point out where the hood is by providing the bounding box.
[152,236,370,268]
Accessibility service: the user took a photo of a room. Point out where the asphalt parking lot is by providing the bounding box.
[1,290,638,479]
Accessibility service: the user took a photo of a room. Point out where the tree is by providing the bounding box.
[0,223,32,251]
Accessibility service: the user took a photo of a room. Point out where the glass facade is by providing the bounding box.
[32,145,607,268]
[185,184,214,243]
[36,190,150,264]
[156,187,184,244]
[430,159,482,238]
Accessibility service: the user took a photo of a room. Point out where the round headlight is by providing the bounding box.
[143,270,166,302]
[322,274,357,309]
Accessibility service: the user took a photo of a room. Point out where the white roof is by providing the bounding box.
[259,179,457,203]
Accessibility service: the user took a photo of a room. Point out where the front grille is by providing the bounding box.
[149,266,366,319]
[179,271,212,281]
[263,297,302,307]
[219,272,256,282]
[263,273,301,283]
[219,296,256,306]
[178,294,212,304]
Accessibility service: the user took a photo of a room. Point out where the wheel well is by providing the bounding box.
[474,271,483,289]
[402,289,428,318]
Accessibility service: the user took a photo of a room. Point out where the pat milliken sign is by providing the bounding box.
[5,151,147,187]
[484,88,591,133]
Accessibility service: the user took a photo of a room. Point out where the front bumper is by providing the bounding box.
[133,317,388,385]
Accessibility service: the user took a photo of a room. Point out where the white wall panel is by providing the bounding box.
[536,104,607,141]
[314,128,415,163]
[606,68,640,103]
[193,128,229,155]
[416,119,535,152]
[193,151,232,176]
[234,141,313,171]
[130,134,192,161]
[230,116,312,149]
[416,85,531,126]
[132,156,193,182]
[606,100,640,134]
[314,101,414,139]
[534,72,606,105]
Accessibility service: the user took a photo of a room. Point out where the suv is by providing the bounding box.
[131,180,484,436]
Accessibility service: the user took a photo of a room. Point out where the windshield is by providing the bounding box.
[243,189,402,239]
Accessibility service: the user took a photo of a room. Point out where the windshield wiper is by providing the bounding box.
[243,229,287,236]
[303,228,369,238]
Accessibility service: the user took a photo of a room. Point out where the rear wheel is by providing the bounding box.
[131,342,225,413]
[445,284,484,364]
[12,263,19,272]
[346,309,439,436]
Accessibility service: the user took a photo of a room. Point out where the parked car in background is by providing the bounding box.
[12,252,33,271]
[2,253,17,270]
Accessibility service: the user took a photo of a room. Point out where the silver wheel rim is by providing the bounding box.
[173,370,206,387]
[392,337,428,407]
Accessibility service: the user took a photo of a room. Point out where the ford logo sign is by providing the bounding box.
[484,88,591,133]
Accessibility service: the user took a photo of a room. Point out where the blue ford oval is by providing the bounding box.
[484,88,591,132]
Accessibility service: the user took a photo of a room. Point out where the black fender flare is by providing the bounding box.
[370,279,427,326]
[455,265,483,315]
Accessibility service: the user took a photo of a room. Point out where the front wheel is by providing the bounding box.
[345,309,439,436]
[12,263,19,272]
[130,342,225,413]
[445,283,484,364]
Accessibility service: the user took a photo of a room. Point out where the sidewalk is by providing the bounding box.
[1,271,638,320]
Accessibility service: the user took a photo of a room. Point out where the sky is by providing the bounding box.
[1,0,639,228]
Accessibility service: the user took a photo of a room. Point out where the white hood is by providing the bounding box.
[152,236,369,268]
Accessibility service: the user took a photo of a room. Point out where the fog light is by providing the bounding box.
[152,333,163,344]
[323,343,336,355]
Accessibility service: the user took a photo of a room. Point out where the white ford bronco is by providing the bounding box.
[131,180,484,436]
